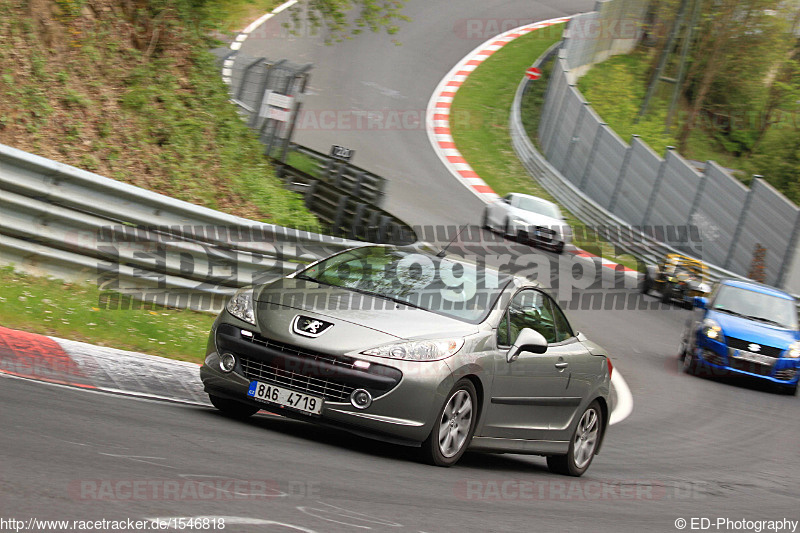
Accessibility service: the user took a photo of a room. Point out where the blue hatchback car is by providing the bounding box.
[681,279,800,395]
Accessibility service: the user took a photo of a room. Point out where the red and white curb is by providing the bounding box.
[221,0,298,85]
[0,322,632,425]
[0,326,209,406]
[425,17,638,277]
[425,17,570,204]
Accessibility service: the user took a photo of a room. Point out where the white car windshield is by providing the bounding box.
[516,196,561,219]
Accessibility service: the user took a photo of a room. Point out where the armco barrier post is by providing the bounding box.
[579,123,606,190]
[685,161,709,231]
[724,177,757,270]
[608,135,636,213]
[562,101,590,176]
[777,211,800,289]
[641,147,673,226]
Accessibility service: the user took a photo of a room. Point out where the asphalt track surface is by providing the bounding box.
[1,1,799,532]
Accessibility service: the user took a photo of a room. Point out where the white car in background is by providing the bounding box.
[482,193,571,254]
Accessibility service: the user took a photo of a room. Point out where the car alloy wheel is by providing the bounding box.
[547,400,602,476]
[423,379,477,467]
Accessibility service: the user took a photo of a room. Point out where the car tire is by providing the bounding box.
[681,349,697,375]
[481,209,491,231]
[547,400,603,477]
[422,379,478,467]
[641,274,651,295]
[209,394,260,419]
[553,242,565,254]
[661,285,672,304]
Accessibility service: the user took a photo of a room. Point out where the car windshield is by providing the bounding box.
[711,285,798,329]
[296,246,512,323]
[516,196,561,219]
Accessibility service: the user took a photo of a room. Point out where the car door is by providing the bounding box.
[482,288,591,441]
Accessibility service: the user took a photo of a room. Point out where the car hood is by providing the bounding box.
[253,279,479,354]
[707,310,799,349]
[509,208,564,230]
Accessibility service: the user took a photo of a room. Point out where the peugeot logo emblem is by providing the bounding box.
[292,315,334,338]
[747,343,761,353]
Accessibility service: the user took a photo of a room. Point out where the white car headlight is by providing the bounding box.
[511,217,528,227]
[702,318,724,342]
[786,341,800,359]
[362,338,465,361]
[226,287,256,325]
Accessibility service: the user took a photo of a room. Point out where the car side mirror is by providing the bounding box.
[693,296,708,310]
[507,328,548,363]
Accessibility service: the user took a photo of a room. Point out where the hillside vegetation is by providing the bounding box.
[0,0,319,228]
[580,0,800,204]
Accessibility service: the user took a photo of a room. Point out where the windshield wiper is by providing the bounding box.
[744,315,787,328]
[345,286,427,311]
[294,274,334,287]
[712,308,749,319]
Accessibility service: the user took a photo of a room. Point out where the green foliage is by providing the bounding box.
[452,24,640,269]
[54,0,86,18]
[285,0,410,44]
[0,266,215,363]
[578,51,678,154]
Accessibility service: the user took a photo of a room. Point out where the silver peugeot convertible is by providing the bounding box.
[200,245,612,476]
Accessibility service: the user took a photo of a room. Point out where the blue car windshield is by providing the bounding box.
[712,285,798,330]
[297,246,512,323]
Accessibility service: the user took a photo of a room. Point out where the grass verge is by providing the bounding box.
[449,24,641,270]
[576,49,741,170]
[0,267,215,363]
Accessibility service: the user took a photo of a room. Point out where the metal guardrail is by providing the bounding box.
[274,159,415,245]
[0,143,365,312]
[288,144,386,207]
[510,48,747,284]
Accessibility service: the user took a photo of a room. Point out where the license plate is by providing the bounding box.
[247,381,323,415]
[732,350,775,366]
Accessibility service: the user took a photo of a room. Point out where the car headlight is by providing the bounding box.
[786,341,800,359]
[362,338,464,361]
[226,287,256,325]
[702,318,724,342]
[511,217,527,227]
[698,283,711,293]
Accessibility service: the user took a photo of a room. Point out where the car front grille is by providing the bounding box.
[726,337,783,358]
[533,226,555,242]
[703,351,726,367]
[240,356,356,402]
[243,332,358,371]
[727,356,775,377]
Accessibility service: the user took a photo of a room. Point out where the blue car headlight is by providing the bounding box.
[701,318,725,343]
[786,341,800,359]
